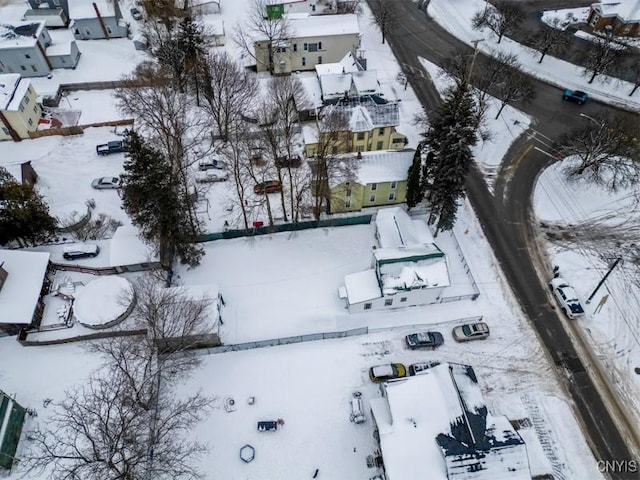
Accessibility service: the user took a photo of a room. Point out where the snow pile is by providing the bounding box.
[73,276,135,329]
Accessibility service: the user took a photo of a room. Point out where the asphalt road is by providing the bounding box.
[380,0,639,477]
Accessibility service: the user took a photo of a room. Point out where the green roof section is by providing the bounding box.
[0,391,26,470]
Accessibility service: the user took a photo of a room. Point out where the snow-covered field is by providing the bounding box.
[2,0,638,477]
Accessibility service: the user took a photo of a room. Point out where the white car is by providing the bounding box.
[91,176,121,189]
[549,277,585,319]
[195,170,229,183]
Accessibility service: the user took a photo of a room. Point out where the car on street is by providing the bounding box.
[91,176,121,189]
[549,277,585,319]
[408,361,441,376]
[369,363,407,382]
[562,89,588,105]
[63,243,100,260]
[130,7,143,20]
[405,331,444,349]
[452,321,490,342]
[254,180,282,194]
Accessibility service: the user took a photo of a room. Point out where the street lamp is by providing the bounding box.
[579,112,603,126]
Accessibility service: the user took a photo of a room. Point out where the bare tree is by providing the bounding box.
[233,0,291,73]
[555,112,640,191]
[624,52,640,96]
[219,129,254,230]
[493,65,535,119]
[115,63,209,265]
[71,212,123,241]
[23,276,216,480]
[370,0,398,44]
[309,108,357,218]
[472,1,524,43]
[201,51,259,142]
[577,29,628,84]
[337,0,361,13]
[528,18,571,63]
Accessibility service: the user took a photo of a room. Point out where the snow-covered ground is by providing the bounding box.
[1,0,638,478]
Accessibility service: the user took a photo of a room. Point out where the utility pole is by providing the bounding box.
[586,257,622,304]
[466,39,484,85]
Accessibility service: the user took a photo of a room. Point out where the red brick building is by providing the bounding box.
[587,0,640,37]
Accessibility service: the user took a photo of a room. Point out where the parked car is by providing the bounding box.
[254,180,282,194]
[130,7,143,20]
[408,361,441,376]
[452,321,490,342]
[369,363,407,383]
[549,277,585,319]
[91,176,121,189]
[275,155,302,168]
[198,156,227,171]
[562,89,588,105]
[405,331,444,350]
[96,140,126,156]
[195,170,229,183]
[63,243,100,260]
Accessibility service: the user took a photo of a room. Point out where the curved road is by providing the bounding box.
[380,0,640,477]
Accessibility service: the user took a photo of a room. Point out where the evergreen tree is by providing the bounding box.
[176,15,207,104]
[424,84,478,234]
[120,131,203,268]
[405,143,423,209]
[0,167,57,246]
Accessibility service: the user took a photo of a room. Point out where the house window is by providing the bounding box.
[293,43,297,51]
[19,103,24,112]
[590,14,599,26]
[85,29,91,35]
[301,57,306,66]
[24,96,29,104]
[371,183,377,191]
[364,303,372,310]
[276,46,286,53]
[400,297,407,302]
[376,141,383,150]
[312,4,316,11]
[308,43,318,52]
[390,181,397,189]
[356,132,365,140]
[345,199,351,208]
[318,41,323,50]
[25,54,31,59]
[61,57,66,64]
[106,26,113,34]
[31,65,37,72]
[1,127,9,135]
[318,56,322,64]
[356,145,363,152]
[345,188,352,197]
[369,194,376,203]
[74,28,80,35]
[388,192,396,201]
[20,65,26,71]
[303,43,308,51]
[28,118,33,126]
[384,299,393,306]
[33,104,38,113]
[379,127,384,135]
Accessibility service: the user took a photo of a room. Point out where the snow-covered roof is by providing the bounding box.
[319,73,352,100]
[376,207,435,248]
[351,70,379,94]
[348,105,374,132]
[296,72,323,109]
[0,249,50,325]
[335,149,414,186]
[0,74,21,110]
[371,363,530,480]
[108,225,159,267]
[164,284,221,328]
[0,22,45,49]
[302,123,319,143]
[314,51,360,75]
[6,79,31,111]
[374,245,450,292]
[288,13,360,38]
[318,69,379,102]
[46,40,73,56]
[68,0,115,19]
[322,100,400,129]
[343,269,381,304]
[592,0,640,21]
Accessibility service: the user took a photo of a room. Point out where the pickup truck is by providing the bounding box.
[96,140,126,156]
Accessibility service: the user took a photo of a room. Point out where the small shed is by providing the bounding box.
[0,390,27,470]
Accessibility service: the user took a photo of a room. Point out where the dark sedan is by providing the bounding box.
[405,331,444,349]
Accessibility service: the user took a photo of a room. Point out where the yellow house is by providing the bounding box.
[0,74,42,141]
[304,103,407,157]
[329,149,415,213]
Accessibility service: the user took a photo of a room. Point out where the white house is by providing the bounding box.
[0,74,42,141]
[340,207,450,313]
[255,14,360,74]
[0,249,51,335]
[265,0,337,18]
[369,362,531,480]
